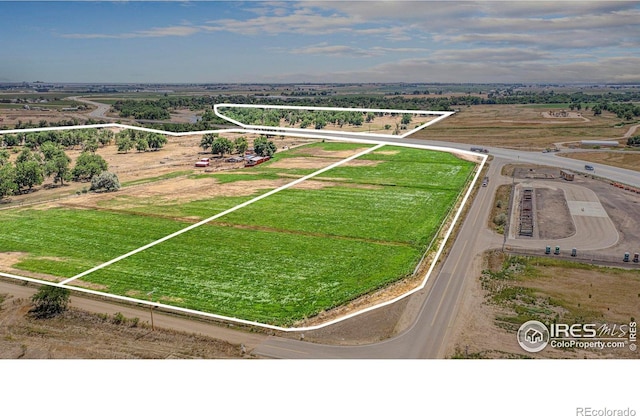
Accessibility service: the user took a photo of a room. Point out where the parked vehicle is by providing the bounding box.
[470,146,489,153]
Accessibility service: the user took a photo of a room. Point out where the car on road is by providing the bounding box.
[470,146,489,153]
[585,164,595,171]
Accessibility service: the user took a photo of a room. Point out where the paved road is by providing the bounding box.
[68,96,113,119]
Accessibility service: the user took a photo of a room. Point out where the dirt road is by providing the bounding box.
[0,280,268,356]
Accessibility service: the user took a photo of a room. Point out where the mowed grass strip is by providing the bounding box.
[80,225,420,326]
[0,208,186,277]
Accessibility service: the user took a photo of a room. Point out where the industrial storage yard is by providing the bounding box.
[446,162,640,359]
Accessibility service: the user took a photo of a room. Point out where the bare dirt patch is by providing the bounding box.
[454,152,485,164]
[66,279,108,291]
[446,251,639,359]
[535,188,576,239]
[58,177,291,211]
[343,159,383,168]
[0,252,28,269]
[0,253,66,283]
[291,180,382,192]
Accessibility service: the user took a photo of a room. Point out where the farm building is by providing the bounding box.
[581,140,619,147]
[560,170,574,181]
[245,156,270,167]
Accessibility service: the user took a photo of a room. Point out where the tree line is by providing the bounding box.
[0,141,115,199]
[114,130,168,153]
[1,118,108,131]
[0,127,166,199]
[1,128,114,150]
[110,90,640,122]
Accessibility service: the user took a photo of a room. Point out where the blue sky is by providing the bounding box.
[1,1,639,84]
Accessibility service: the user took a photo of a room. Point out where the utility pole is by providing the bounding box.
[146,289,156,331]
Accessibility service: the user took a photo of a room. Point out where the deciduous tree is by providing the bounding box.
[15,159,44,192]
[72,152,108,181]
[253,136,277,157]
[234,136,248,154]
[116,135,133,153]
[200,133,218,152]
[211,137,233,158]
[146,133,168,151]
[0,163,17,199]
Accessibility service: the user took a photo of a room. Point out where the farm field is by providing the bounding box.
[0,142,475,326]
[411,104,630,150]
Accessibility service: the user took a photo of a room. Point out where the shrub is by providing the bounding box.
[90,171,121,192]
[112,312,125,325]
[30,285,70,319]
[493,213,507,226]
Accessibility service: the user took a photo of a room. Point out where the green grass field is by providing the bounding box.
[0,142,475,326]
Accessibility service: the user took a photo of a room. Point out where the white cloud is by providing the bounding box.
[265,55,640,84]
[62,25,201,39]
[289,43,376,57]
[53,1,640,83]
[284,43,429,58]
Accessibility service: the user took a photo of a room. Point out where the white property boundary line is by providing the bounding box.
[0,105,485,332]
[213,103,454,140]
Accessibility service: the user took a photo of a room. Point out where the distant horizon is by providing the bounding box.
[2,1,639,84]
[3,81,640,87]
